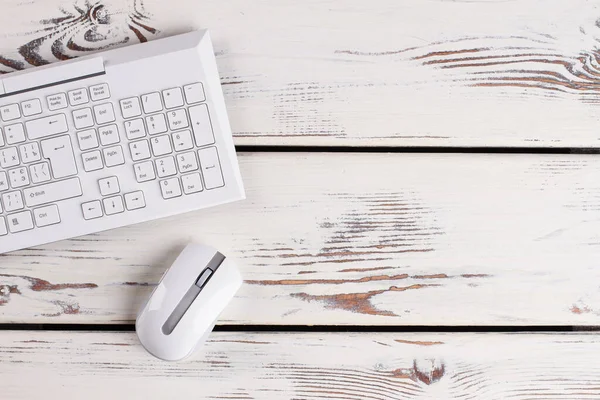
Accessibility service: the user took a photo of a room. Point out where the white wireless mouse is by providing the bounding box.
[135,243,242,361]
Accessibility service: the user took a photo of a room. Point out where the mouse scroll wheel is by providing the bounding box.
[195,268,214,288]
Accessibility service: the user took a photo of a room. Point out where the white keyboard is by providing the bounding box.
[0,30,245,254]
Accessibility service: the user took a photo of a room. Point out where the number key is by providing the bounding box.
[167,109,189,130]
[177,152,198,173]
[155,156,177,178]
[160,178,182,199]
[146,114,167,135]
[172,129,194,152]
[151,135,172,156]
[129,140,151,161]
[125,119,146,140]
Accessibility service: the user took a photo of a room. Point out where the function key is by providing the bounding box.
[68,88,89,106]
[47,93,68,111]
[7,210,34,233]
[1,104,20,122]
[120,97,142,119]
[93,103,116,125]
[76,129,99,151]
[162,87,184,109]
[183,83,205,104]
[141,92,162,114]
[21,99,42,117]
[90,83,110,101]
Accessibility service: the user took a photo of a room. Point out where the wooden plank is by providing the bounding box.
[1,153,599,325]
[1,0,600,147]
[2,331,600,399]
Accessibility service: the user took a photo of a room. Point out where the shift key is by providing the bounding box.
[24,177,82,207]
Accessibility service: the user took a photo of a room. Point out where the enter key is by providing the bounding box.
[41,135,78,179]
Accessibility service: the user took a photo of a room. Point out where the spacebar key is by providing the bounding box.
[24,177,82,207]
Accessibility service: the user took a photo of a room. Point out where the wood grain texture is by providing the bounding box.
[1,153,600,325]
[1,0,600,147]
[2,331,600,399]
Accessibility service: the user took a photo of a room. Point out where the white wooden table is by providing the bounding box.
[1,0,600,398]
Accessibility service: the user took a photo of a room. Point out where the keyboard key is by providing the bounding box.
[33,204,60,227]
[99,176,120,196]
[5,123,26,144]
[26,114,69,140]
[189,104,215,147]
[134,161,156,183]
[151,135,172,156]
[47,93,68,110]
[177,152,198,173]
[120,97,142,119]
[21,99,42,116]
[3,191,24,212]
[7,210,34,233]
[0,171,8,191]
[90,83,110,101]
[0,128,4,147]
[124,119,146,140]
[19,142,41,163]
[0,217,6,236]
[77,129,99,151]
[24,177,82,207]
[141,92,162,114]
[94,103,116,125]
[30,162,51,184]
[0,147,19,168]
[160,178,181,199]
[41,135,77,178]
[68,88,89,106]
[73,108,94,129]
[198,147,224,189]
[156,156,177,178]
[167,109,189,130]
[172,129,194,152]
[146,114,168,135]
[124,191,145,210]
[99,124,120,146]
[1,104,20,121]
[8,167,29,188]
[184,82,205,104]
[82,200,103,220]
[182,173,203,195]
[103,195,124,215]
[103,146,125,167]
[82,150,103,172]
[162,87,184,109]
[129,140,151,161]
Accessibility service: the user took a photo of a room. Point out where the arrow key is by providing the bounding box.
[124,191,145,210]
[103,195,124,216]
[82,200,103,220]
